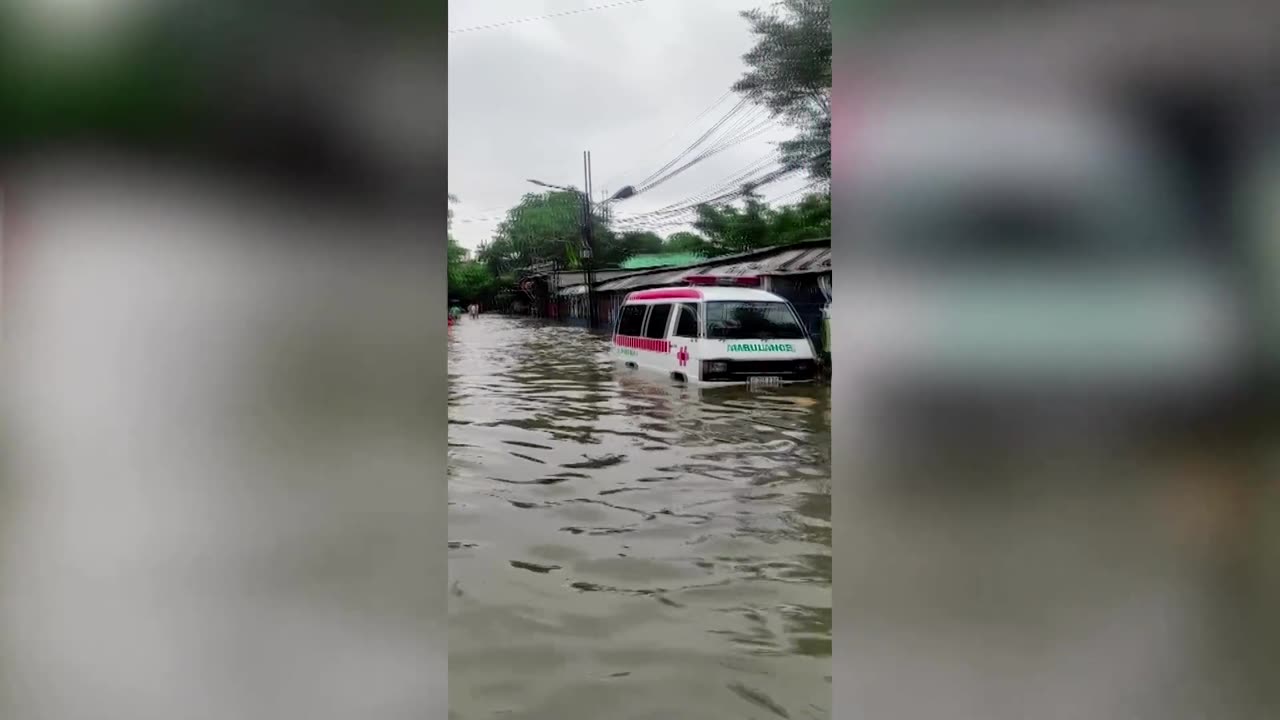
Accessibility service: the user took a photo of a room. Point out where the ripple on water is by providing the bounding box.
[450,317,830,719]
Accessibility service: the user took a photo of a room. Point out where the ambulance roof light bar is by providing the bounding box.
[686,275,761,287]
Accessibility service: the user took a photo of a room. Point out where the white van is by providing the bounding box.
[611,276,821,385]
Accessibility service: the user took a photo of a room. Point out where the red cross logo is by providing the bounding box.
[677,346,689,367]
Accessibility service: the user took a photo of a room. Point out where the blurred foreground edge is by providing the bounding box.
[834,2,1280,719]
[1,3,448,719]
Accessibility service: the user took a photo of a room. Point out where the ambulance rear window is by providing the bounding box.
[617,304,646,336]
[643,304,673,339]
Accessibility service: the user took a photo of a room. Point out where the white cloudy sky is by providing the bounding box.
[448,0,813,249]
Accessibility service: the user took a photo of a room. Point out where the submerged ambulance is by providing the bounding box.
[611,275,821,385]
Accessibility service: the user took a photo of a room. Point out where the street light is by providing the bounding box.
[526,173,637,330]
[609,185,637,201]
[526,179,636,203]
[526,178,570,192]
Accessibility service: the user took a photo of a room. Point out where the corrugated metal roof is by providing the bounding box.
[711,244,829,272]
[595,241,830,292]
[702,246,830,276]
[597,264,705,292]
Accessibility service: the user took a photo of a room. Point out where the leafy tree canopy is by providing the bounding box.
[614,231,665,257]
[732,0,831,181]
[663,231,710,255]
[478,190,602,275]
[693,190,829,256]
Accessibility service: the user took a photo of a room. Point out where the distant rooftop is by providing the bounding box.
[619,252,707,270]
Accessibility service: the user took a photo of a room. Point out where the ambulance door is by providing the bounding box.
[639,302,674,375]
[670,301,701,381]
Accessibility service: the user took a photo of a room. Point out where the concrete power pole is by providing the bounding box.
[581,151,599,330]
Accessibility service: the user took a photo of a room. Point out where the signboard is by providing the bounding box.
[729,342,796,352]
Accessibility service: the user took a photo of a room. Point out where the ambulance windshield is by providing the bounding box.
[705,302,806,340]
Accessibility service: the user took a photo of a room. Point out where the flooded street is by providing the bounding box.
[449,315,831,719]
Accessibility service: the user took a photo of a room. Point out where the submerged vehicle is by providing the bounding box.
[611,275,821,385]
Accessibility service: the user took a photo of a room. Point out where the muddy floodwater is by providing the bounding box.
[448,315,831,719]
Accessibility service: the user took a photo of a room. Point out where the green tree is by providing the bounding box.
[448,235,466,266]
[448,194,500,306]
[693,188,774,255]
[480,190,611,273]
[449,256,496,305]
[663,231,709,255]
[691,188,829,255]
[447,194,462,266]
[732,0,831,181]
[616,231,665,256]
[447,194,465,272]
[769,192,831,244]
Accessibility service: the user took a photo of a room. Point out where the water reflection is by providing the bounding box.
[449,315,831,719]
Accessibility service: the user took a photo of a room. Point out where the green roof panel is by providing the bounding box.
[618,252,706,270]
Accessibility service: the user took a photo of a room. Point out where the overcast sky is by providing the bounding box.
[448,0,812,249]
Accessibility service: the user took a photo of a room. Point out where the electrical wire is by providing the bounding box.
[634,118,778,194]
[455,94,782,227]
[617,160,801,225]
[614,159,786,226]
[639,106,763,188]
[632,98,751,189]
[638,112,765,184]
[455,159,824,237]
[600,89,735,190]
[639,151,779,212]
[449,0,651,35]
[450,187,590,226]
[613,154,827,233]
[765,181,825,206]
[633,105,784,194]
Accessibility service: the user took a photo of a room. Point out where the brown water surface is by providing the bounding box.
[449,315,831,719]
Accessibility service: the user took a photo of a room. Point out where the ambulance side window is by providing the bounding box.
[643,304,673,339]
[617,304,646,336]
[673,303,699,338]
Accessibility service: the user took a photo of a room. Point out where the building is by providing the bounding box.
[555,238,832,347]
[519,265,637,321]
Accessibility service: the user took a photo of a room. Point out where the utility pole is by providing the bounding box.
[528,160,638,332]
[581,150,599,330]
